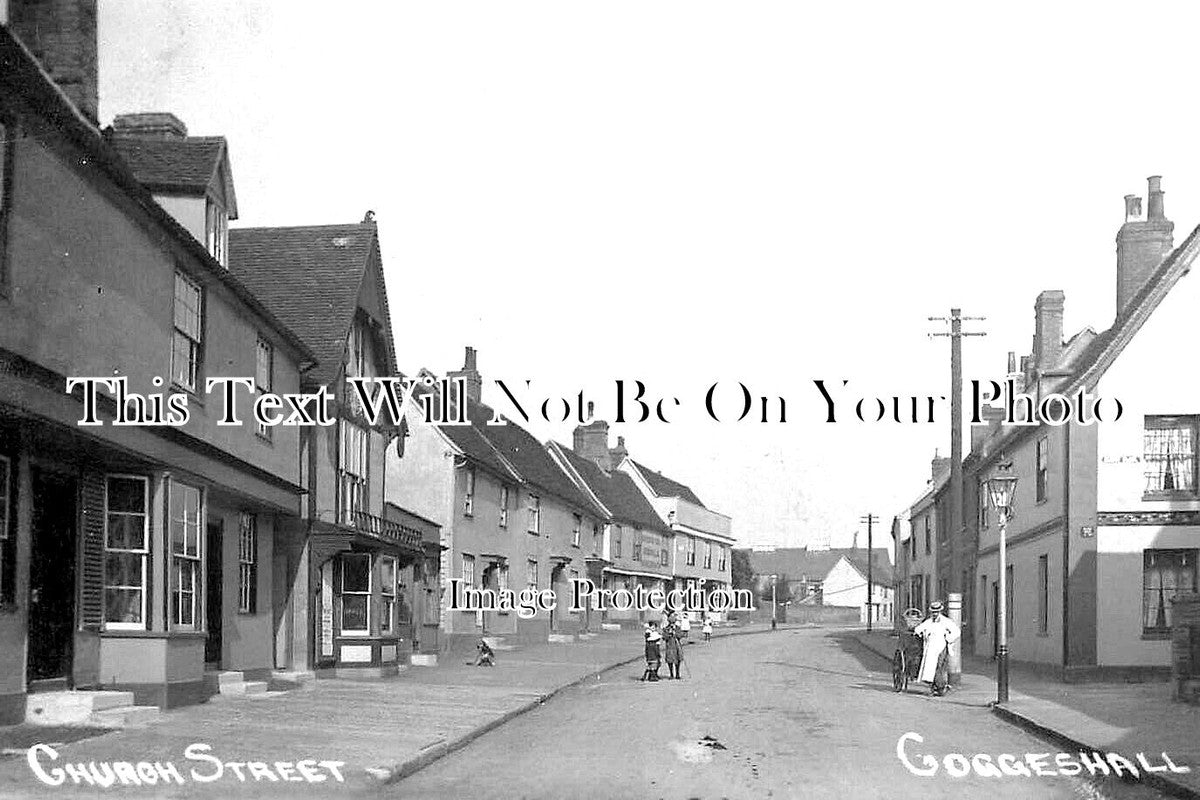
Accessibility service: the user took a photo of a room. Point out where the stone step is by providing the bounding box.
[25,691,137,725]
[217,680,269,696]
[89,705,160,729]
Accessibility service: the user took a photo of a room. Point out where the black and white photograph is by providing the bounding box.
[1,2,1200,798]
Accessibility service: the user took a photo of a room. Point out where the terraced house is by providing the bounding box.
[388,349,604,649]
[0,14,314,720]
[229,219,428,677]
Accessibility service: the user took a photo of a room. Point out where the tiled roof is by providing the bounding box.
[742,547,893,585]
[555,445,669,532]
[629,459,705,507]
[441,403,603,515]
[229,223,380,388]
[109,135,226,195]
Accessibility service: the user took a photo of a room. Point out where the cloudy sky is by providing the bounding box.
[94,1,1200,552]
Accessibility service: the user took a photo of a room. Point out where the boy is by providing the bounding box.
[474,638,495,667]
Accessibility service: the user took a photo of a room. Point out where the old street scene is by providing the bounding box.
[3,2,1200,799]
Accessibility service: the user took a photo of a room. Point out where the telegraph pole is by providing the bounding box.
[860,514,879,631]
[928,310,986,599]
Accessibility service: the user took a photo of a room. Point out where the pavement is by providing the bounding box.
[852,629,1200,800]
[0,621,795,799]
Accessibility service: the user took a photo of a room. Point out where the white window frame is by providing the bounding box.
[238,512,257,614]
[704,541,713,569]
[169,480,204,630]
[380,555,397,634]
[254,336,273,440]
[205,197,228,266]
[338,420,369,525]
[461,554,476,587]
[572,514,582,547]
[498,484,508,528]
[527,559,538,592]
[104,474,150,630]
[527,494,541,534]
[340,552,372,636]
[613,525,622,559]
[171,271,203,392]
[463,467,475,517]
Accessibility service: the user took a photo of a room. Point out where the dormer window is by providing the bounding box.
[206,199,228,266]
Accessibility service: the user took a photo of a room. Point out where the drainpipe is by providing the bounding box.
[1061,421,1071,676]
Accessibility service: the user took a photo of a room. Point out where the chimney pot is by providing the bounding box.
[1117,176,1174,315]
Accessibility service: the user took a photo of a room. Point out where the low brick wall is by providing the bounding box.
[1170,592,1200,704]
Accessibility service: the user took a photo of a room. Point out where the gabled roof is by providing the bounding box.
[553,444,669,532]
[975,221,1200,468]
[742,546,892,585]
[627,459,705,507]
[109,135,237,215]
[229,222,392,388]
[0,26,313,366]
[438,402,602,515]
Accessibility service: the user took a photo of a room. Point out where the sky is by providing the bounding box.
[90,1,1200,552]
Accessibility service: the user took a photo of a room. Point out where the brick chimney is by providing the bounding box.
[447,346,482,405]
[573,402,612,471]
[930,454,950,482]
[111,112,189,139]
[10,0,99,125]
[1032,290,1065,371]
[609,435,628,466]
[1116,176,1174,316]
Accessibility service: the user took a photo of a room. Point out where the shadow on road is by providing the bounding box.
[827,630,893,675]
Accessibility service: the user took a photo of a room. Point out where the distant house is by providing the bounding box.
[742,547,893,624]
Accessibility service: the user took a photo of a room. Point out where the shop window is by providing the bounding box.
[1144,549,1198,635]
[170,481,203,629]
[0,455,11,604]
[339,420,368,524]
[238,512,257,614]
[341,553,371,635]
[105,476,149,628]
[172,271,203,392]
[381,556,397,634]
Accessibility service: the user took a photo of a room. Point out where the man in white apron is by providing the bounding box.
[914,601,960,696]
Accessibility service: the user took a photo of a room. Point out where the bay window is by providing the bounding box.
[104,476,148,628]
[170,481,203,629]
[340,553,371,635]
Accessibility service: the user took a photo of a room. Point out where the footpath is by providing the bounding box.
[0,622,795,798]
[853,629,1200,800]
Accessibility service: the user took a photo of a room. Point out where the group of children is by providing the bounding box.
[641,613,714,681]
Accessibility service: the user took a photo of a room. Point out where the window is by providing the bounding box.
[205,199,228,266]
[345,318,369,380]
[526,559,538,591]
[0,455,11,604]
[632,532,642,561]
[911,575,923,612]
[170,481,203,629]
[527,494,541,534]
[463,468,475,516]
[338,420,368,524]
[1143,549,1198,634]
[718,546,727,572]
[238,512,257,614]
[254,337,273,440]
[1036,437,1049,502]
[592,523,600,555]
[612,525,622,559]
[660,546,668,567]
[1144,417,1198,495]
[498,484,508,527]
[924,516,931,555]
[979,482,990,529]
[704,541,713,569]
[687,536,697,566]
[497,564,509,593]
[572,514,582,547]
[461,554,475,587]
[381,556,397,634]
[909,533,916,561]
[1037,554,1049,634]
[172,271,203,391]
[105,476,149,629]
[340,553,371,634]
[0,118,13,293]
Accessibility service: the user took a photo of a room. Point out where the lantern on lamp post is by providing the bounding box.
[987,465,1018,703]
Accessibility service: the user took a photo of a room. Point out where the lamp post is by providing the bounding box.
[987,467,1018,704]
[772,575,778,630]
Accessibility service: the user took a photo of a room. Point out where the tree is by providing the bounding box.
[731,548,754,593]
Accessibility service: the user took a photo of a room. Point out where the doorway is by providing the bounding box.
[205,521,223,666]
[27,468,78,686]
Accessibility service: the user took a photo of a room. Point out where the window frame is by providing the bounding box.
[498,484,508,528]
[238,512,257,614]
[104,474,150,631]
[338,420,369,525]
[254,336,273,441]
[461,554,475,587]
[1143,416,1199,499]
[169,480,204,631]
[572,514,582,547]
[527,493,541,534]
[612,525,622,559]
[704,541,713,569]
[463,467,475,517]
[1142,548,1198,637]
[924,515,931,556]
[380,555,397,634]
[978,481,990,529]
[171,270,204,393]
[205,197,228,266]
[526,559,538,592]
[1036,436,1049,503]
[339,552,372,636]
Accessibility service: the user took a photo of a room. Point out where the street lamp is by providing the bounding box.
[987,466,1018,704]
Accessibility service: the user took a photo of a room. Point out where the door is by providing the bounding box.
[205,521,223,665]
[27,469,78,685]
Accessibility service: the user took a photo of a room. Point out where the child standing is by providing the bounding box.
[642,623,662,681]
[702,618,713,642]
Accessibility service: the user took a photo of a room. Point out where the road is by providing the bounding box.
[390,627,1168,799]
